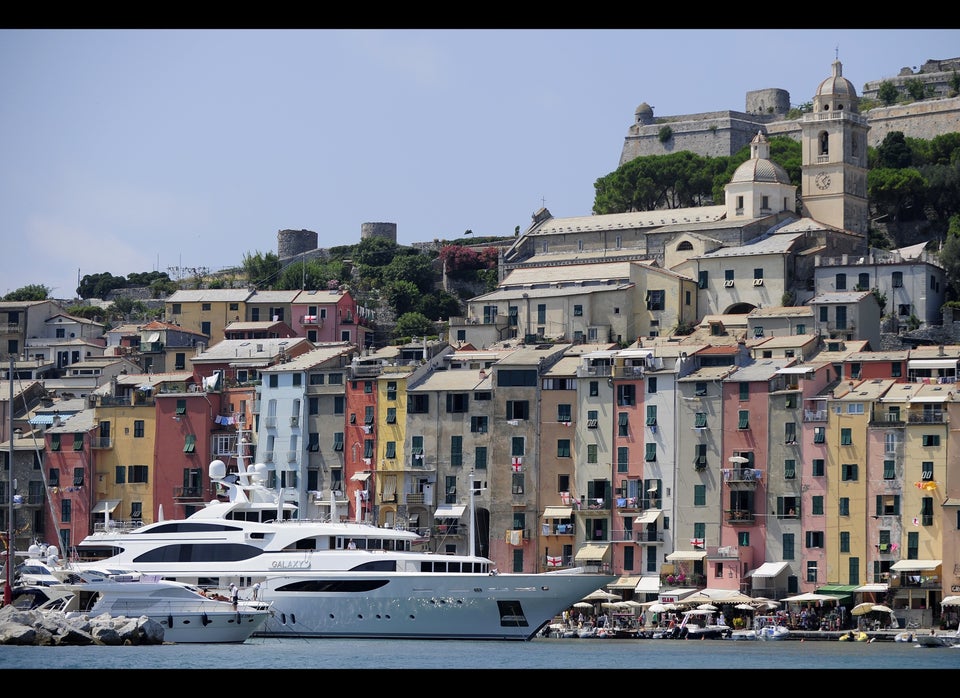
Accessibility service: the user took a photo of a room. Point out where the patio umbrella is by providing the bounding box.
[573,602,594,610]
[698,603,718,611]
[871,605,893,614]
[735,603,755,611]
[851,602,875,616]
[728,455,749,463]
[648,603,671,613]
[941,596,960,607]
[621,600,644,609]
[582,589,619,602]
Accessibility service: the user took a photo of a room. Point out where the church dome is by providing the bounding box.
[814,59,859,114]
[729,132,791,184]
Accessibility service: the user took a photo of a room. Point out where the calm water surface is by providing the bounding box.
[2,637,959,671]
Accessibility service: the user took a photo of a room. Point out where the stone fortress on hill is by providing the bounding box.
[274,56,959,268]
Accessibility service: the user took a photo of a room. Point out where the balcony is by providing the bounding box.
[141,341,164,353]
[721,468,762,488]
[725,509,756,524]
[173,486,204,500]
[543,523,575,535]
[264,416,277,429]
[803,409,827,422]
[434,523,464,536]
[91,437,113,449]
[908,412,945,424]
[300,314,323,326]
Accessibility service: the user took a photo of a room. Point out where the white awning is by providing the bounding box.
[910,395,951,403]
[776,366,814,375]
[91,499,120,514]
[750,561,789,578]
[147,332,160,343]
[666,550,707,561]
[434,504,466,519]
[574,543,611,564]
[543,506,573,518]
[908,359,957,370]
[891,559,941,572]
[634,509,663,525]
[635,576,661,593]
[854,583,889,593]
[350,472,371,481]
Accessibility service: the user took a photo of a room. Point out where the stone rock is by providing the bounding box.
[0,604,165,646]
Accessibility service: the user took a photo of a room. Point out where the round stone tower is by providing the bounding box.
[745,88,791,116]
[277,229,318,260]
[361,222,398,244]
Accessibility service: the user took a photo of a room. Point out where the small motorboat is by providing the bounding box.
[838,630,869,642]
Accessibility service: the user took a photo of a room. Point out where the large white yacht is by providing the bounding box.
[71,458,614,641]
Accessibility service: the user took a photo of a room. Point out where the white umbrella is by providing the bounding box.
[648,603,671,613]
[871,605,893,614]
[573,601,594,610]
[735,603,755,611]
[851,602,875,616]
[728,455,749,463]
[941,596,960,607]
[698,603,718,611]
[582,589,619,602]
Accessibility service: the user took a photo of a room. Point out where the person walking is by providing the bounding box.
[230,583,239,609]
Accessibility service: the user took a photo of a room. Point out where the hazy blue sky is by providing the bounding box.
[2,29,958,298]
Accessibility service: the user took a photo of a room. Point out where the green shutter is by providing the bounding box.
[184,434,196,453]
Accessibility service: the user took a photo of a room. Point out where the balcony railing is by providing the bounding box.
[721,468,762,486]
[91,437,113,449]
[725,510,756,524]
[908,412,945,424]
[803,409,827,422]
[173,486,204,499]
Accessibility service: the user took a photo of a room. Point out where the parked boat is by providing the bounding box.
[70,457,615,641]
[838,630,870,642]
[33,569,272,643]
[671,608,732,639]
[754,615,790,640]
[913,629,960,648]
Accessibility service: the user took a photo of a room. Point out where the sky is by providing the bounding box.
[1,28,958,299]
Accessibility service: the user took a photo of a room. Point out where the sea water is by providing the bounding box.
[1,637,958,671]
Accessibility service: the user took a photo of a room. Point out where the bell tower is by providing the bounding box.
[800,59,870,235]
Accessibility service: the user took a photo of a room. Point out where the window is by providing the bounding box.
[587,410,598,429]
[475,446,487,470]
[921,461,933,481]
[61,499,71,523]
[892,271,903,288]
[810,458,827,477]
[857,273,870,290]
[446,393,469,413]
[70,467,83,487]
[698,271,708,289]
[386,381,397,400]
[408,394,429,413]
[644,443,656,462]
[796,324,806,335]
[738,532,750,547]
[470,416,488,433]
[512,472,524,495]
[385,441,396,459]
[50,434,60,452]
[841,463,859,481]
[364,440,373,459]
[618,384,636,405]
[589,381,599,397]
[694,485,706,506]
[695,381,707,396]
[694,412,707,428]
[128,465,148,483]
[784,459,796,480]
[589,444,600,465]
[411,436,424,464]
[840,428,852,445]
[805,531,825,548]
[725,270,734,282]
[806,561,818,583]
[840,532,850,553]
[184,434,196,453]
[130,502,143,520]
[364,406,374,425]
[537,304,546,324]
[386,407,397,424]
[48,468,59,487]
[812,496,824,515]
[839,497,850,516]
[557,439,571,458]
[74,433,84,451]
[891,362,902,378]
[645,405,657,427]
[647,377,657,394]
[883,459,896,479]
[898,304,911,317]
[333,396,344,414]
[333,432,344,451]
[921,497,933,526]
[557,404,572,422]
[694,444,707,470]
[922,434,940,447]
[784,422,796,443]
[115,465,125,484]
[618,412,630,436]
[506,400,529,420]
[450,436,463,467]
[646,290,665,311]
[836,273,847,290]
[511,437,525,457]
[783,534,795,561]
[876,494,901,516]
[573,304,583,317]
[739,383,749,401]
[614,446,625,470]
[308,433,319,452]
[176,399,187,416]
[738,410,749,429]
[269,374,279,388]
[813,427,825,444]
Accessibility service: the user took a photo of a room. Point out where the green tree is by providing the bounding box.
[417,289,463,321]
[904,77,928,102]
[938,215,960,302]
[877,81,899,106]
[3,284,51,301]
[868,167,926,222]
[385,280,421,317]
[77,272,126,299]
[242,251,281,290]
[354,236,398,267]
[394,312,435,340]
[875,132,913,169]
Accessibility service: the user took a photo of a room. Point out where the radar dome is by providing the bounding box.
[209,459,227,479]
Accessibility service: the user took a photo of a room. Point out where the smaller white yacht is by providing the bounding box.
[37,570,272,644]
